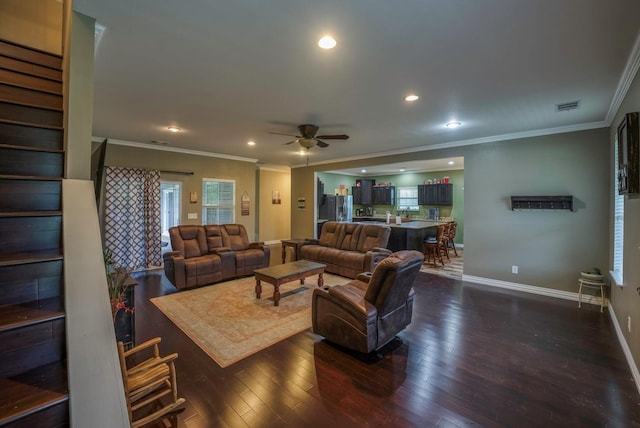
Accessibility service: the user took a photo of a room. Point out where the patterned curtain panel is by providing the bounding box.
[104,167,162,270]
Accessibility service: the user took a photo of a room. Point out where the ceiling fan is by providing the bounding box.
[269,124,349,150]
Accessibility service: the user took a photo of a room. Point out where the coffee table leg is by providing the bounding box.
[318,273,324,288]
[273,285,280,306]
[255,279,262,299]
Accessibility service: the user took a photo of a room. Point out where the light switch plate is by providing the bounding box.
[187,212,197,220]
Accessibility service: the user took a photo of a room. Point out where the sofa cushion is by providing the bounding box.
[337,223,361,251]
[356,224,390,253]
[235,248,268,275]
[222,224,250,251]
[184,254,221,286]
[204,225,224,251]
[170,225,207,259]
[318,222,340,248]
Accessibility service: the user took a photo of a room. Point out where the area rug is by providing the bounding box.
[151,273,346,368]
[420,250,463,279]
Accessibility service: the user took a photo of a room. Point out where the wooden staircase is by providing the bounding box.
[0,39,68,427]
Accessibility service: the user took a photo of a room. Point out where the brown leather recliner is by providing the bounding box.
[221,224,270,276]
[312,250,424,354]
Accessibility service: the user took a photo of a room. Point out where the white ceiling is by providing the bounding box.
[73,0,640,170]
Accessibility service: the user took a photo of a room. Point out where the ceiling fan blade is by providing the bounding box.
[316,140,329,148]
[316,134,349,140]
[268,131,301,138]
[284,139,298,145]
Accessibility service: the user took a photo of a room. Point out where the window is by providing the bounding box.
[613,135,624,284]
[397,186,419,211]
[160,182,181,235]
[202,179,235,224]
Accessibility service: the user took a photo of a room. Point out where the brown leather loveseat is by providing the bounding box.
[163,224,270,290]
[298,221,392,279]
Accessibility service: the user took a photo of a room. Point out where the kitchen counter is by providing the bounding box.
[353,219,449,252]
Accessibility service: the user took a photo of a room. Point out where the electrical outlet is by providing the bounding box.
[512,265,518,274]
[628,316,632,333]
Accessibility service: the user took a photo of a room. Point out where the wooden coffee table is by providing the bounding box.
[254,260,326,306]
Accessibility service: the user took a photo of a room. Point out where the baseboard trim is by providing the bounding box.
[461,275,606,307]
[607,304,640,396]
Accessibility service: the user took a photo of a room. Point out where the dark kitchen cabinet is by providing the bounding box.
[352,179,375,205]
[352,186,363,204]
[372,186,395,205]
[418,183,452,206]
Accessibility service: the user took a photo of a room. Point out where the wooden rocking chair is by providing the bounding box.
[117,338,185,427]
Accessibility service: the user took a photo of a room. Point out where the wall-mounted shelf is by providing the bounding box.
[510,196,573,211]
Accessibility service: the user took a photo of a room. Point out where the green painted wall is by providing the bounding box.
[318,170,465,244]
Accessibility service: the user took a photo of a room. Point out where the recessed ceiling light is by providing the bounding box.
[399,168,406,172]
[318,35,337,49]
[404,94,419,102]
[448,161,454,165]
[298,150,307,156]
[167,126,182,133]
[361,169,366,173]
[445,121,461,129]
[247,141,255,146]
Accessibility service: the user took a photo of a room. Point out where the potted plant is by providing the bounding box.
[104,249,135,346]
[581,267,604,281]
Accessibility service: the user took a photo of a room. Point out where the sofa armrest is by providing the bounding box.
[313,284,377,319]
[302,238,319,245]
[248,242,265,249]
[364,248,392,272]
[163,252,186,289]
[356,272,372,283]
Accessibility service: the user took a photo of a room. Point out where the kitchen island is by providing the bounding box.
[352,217,449,252]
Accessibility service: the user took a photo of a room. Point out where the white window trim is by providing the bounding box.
[202,178,236,225]
[611,134,624,287]
[397,186,420,211]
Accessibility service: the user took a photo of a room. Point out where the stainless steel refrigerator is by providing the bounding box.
[319,195,353,222]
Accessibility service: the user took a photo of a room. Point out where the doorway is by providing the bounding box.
[160,181,181,254]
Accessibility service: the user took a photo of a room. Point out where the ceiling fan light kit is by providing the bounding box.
[269,123,349,165]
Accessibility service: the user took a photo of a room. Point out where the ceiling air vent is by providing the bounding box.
[555,100,581,112]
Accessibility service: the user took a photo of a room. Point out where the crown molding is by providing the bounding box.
[606,30,640,124]
[258,165,291,173]
[292,120,609,169]
[94,137,258,163]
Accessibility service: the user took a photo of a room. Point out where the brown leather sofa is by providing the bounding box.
[163,224,270,289]
[298,221,392,279]
[312,250,424,354]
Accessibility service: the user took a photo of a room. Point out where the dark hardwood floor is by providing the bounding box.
[132,270,640,427]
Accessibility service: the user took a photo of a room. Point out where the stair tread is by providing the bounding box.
[0,65,62,83]
[0,361,68,425]
[0,118,63,131]
[0,143,64,154]
[0,211,62,218]
[0,174,63,181]
[0,297,64,332]
[0,80,62,97]
[0,97,63,112]
[0,250,63,267]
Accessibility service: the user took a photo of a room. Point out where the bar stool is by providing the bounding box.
[423,225,446,267]
[578,277,608,312]
[446,222,458,256]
